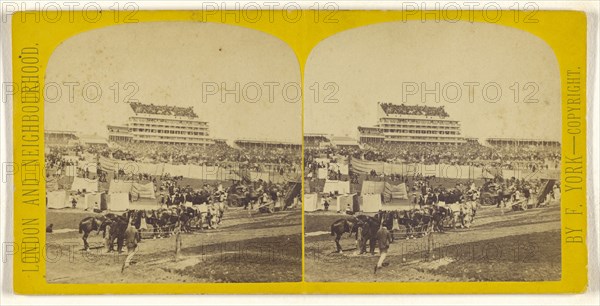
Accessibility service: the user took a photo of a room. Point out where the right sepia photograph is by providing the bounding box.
[303,21,562,282]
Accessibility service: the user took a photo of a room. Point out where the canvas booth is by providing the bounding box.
[106,192,130,211]
[108,180,156,200]
[46,190,68,209]
[335,194,354,212]
[359,194,382,213]
[84,192,102,210]
[304,193,320,212]
[323,180,351,195]
[70,177,98,193]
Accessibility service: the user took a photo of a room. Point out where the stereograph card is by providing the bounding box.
[6,7,589,295]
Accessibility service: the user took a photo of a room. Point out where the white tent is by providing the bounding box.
[323,180,351,195]
[304,193,320,212]
[336,194,354,212]
[47,190,68,209]
[84,193,102,210]
[361,194,382,212]
[361,181,385,195]
[131,182,156,199]
[385,182,409,200]
[107,192,129,211]
[70,177,98,192]
[317,168,328,179]
[328,163,349,175]
[64,165,77,177]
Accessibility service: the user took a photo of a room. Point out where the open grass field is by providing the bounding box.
[46,208,302,283]
[304,204,561,282]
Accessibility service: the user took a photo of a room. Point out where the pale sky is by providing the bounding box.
[304,21,561,141]
[45,22,301,143]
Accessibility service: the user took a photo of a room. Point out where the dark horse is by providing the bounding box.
[395,210,417,238]
[100,214,129,253]
[78,216,105,251]
[243,190,259,210]
[355,214,381,255]
[374,210,395,242]
[126,210,144,242]
[330,217,358,253]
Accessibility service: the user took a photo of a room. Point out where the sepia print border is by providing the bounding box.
[11,9,587,294]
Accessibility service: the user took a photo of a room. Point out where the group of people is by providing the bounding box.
[380,102,450,118]
[45,140,301,189]
[96,141,301,172]
[305,142,560,175]
[130,102,198,118]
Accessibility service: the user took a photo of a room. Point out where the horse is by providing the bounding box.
[144,210,162,238]
[408,208,433,237]
[374,211,395,242]
[243,190,259,210]
[355,215,380,255]
[431,205,450,232]
[330,217,358,253]
[100,214,129,253]
[178,207,196,233]
[395,210,417,239]
[78,216,105,251]
[126,210,145,242]
[158,208,179,235]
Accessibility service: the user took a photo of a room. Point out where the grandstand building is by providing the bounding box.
[107,102,214,146]
[45,130,78,145]
[304,133,331,148]
[358,102,466,145]
[234,139,301,150]
[486,137,560,148]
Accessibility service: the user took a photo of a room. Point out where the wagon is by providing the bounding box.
[258,201,275,213]
[479,191,498,205]
[512,199,529,211]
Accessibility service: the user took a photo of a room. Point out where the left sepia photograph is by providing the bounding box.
[43,22,302,283]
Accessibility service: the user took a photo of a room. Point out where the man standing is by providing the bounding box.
[104,220,113,253]
[374,223,391,274]
[121,221,139,273]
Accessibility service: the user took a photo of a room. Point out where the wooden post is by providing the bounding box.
[427,231,434,261]
[174,223,182,262]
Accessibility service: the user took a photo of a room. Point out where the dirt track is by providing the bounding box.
[304,204,561,282]
[46,208,302,283]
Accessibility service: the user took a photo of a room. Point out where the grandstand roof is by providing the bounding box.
[379,102,449,118]
[304,133,331,140]
[486,137,560,143]
[45,130,77,136]
[234,139,301,146]
[330,136,359,147]
[129,102,198,118]
[79,135,108,146]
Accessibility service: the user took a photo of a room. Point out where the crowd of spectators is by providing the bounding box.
[305,142,561,175]
[47,140,301,175]
[380,102,449,118]
[130,102,198,118]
